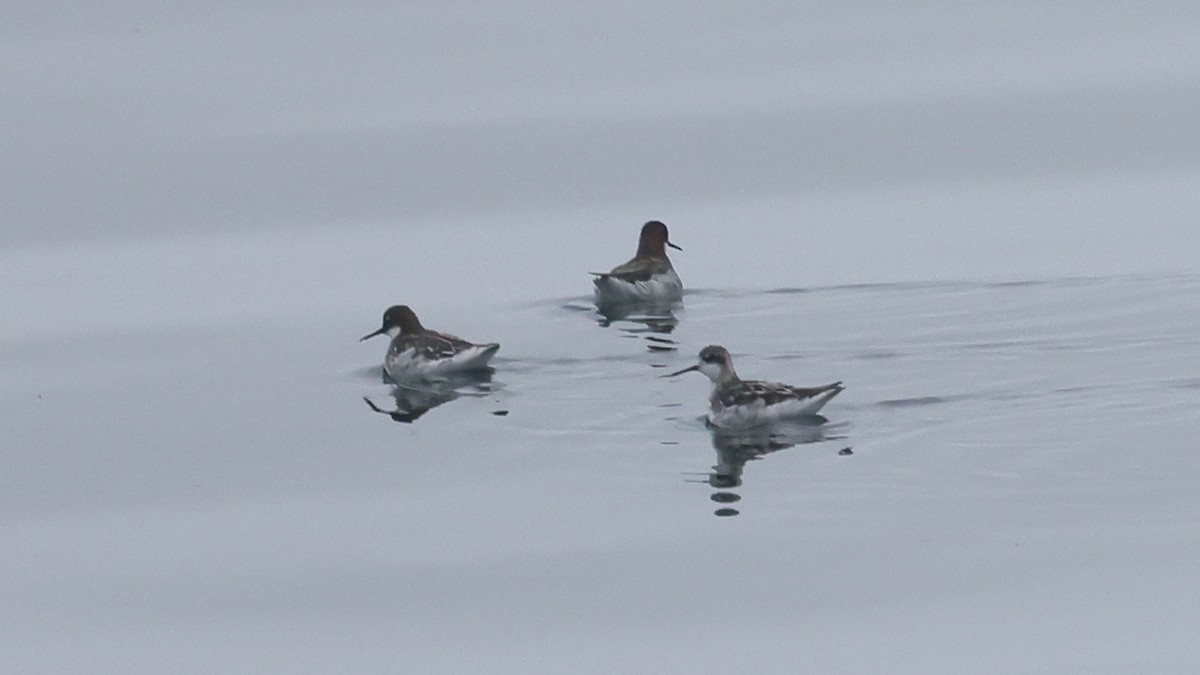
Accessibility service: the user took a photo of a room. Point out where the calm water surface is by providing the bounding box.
[5,265,1199,672]
[6,2,1200,670]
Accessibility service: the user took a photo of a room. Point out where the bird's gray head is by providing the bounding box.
[636,220,683,257]
[360,305,423,341]
[696,345,733,381]
[664,344,734,382]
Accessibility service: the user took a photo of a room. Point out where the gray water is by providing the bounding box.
[5,2,1200,672]
[5,265,1200,672]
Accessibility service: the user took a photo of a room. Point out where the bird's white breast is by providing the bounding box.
[594,268,683,304]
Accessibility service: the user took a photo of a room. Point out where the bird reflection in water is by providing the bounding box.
[594,300,681,352]
[690,417,846,517]
[363,370,495,424]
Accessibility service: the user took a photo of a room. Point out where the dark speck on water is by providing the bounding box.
[877,396,947,408]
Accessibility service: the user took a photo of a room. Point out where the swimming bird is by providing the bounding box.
[360,305,499,382]
[665,345,843,429]
[591,220,683,306]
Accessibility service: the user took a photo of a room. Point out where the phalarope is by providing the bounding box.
[361,305,499,381]
[591,220,683,305]
[666,345,843,429]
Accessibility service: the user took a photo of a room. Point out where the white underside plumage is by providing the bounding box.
[593,269,683,305]
[384,344,499,382]
[708,386,843,430]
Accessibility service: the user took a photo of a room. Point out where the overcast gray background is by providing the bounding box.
[4,3,1200,673]
[5,2,1199,278]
